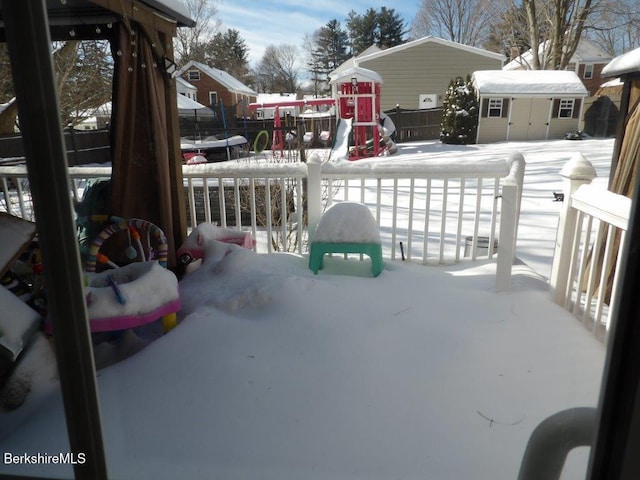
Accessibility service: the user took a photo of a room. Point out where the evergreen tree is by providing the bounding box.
[347,8,379,55]
[313,19,349,94]
[204,29,250,82]
[347,8,406,56]
[377,7,406,48]
[440,75,478,145]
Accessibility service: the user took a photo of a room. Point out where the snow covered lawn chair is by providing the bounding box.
[309,202,383,277]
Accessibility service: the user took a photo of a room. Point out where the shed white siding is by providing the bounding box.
[473,71,587,143]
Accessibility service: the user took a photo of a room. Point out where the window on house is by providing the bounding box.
[488,98,503,118]
[558,99,575,118]
[187,70,200,81]
[584,64,594,79]
[209,92,218,105]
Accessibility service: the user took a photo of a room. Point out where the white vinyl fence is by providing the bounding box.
[0,152,525,291]
[549,154,631,343]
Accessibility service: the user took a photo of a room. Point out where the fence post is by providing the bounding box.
[307,152,322,241]
[549,153,597,305]
[496,152,525,292]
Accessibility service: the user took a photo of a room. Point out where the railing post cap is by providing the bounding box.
[560,153,597,181]
[308,152,322,165]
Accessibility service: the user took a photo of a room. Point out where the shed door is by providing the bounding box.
[508,98,552,141]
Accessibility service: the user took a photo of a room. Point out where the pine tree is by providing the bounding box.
[204,29,250,82]
[377,7,406,48]
[440,75,479,145]
[347,8,406,56]
[316,20,350,93]
[347,8,379,55]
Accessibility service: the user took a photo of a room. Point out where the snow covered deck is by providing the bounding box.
[0,254,604,479]
[0,138,615,478]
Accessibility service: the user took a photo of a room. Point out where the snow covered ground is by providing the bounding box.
[0,137,614,479]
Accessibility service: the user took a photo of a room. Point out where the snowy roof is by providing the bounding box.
[139,0,194,27]
[177,94,208,110]
[256,93,297,104]
[177,61,257,96]
[602,46,640,78]
[329,45,382,78]
[176,76,196,92]
[504,38,611,70]
[472,70,589,96]
[330,66,384,85]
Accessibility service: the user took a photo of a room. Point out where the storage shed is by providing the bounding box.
[472,70,588,143]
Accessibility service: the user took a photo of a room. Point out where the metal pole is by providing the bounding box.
[1,1,107,478]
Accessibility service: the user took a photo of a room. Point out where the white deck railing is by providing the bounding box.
[0,151,525,291]
[549,154,631,343]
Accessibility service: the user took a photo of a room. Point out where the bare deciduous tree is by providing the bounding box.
[411,0,503,47]
[519,0,596,69]
[174,0,221,64]
[253,44,301,93]
[54,41,112,128]
[586,0,640,55]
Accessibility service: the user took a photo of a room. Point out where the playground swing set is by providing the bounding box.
[249,66,396,161]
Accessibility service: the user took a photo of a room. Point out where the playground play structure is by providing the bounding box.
[249,66,396,161]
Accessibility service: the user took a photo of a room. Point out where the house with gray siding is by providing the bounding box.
[330,36,504,112]
[472,70,588,143]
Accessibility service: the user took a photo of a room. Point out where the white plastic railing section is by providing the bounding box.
[549,154,631,342]
[0,153,525,291]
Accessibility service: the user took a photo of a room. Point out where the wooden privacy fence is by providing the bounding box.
[549,154,631,343]
[0,129,111,166]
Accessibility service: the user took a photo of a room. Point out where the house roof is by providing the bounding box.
[473,70,589,96]
[330,36,504,77]
[178,61,257,96]
[602,46,640,78]
[504,37,611,70]
[176,76,197,92]
[358,36,504,63]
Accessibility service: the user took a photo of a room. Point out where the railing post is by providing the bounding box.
[307,153,322,241]
[496,152,525,292]
[549,153,597,305]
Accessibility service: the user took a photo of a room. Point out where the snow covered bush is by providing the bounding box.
[440,75,479,145]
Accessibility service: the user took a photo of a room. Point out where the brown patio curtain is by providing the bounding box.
[583,81,640,304]
[109,22,185,267]
[610,82,640,197]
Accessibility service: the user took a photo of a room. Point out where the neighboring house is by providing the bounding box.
[176,61,257,118]
[472,70,588,143]
[253,93,299,120]
[176,76,198,101]
[330,36,504,112]
[503,38,612,96]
